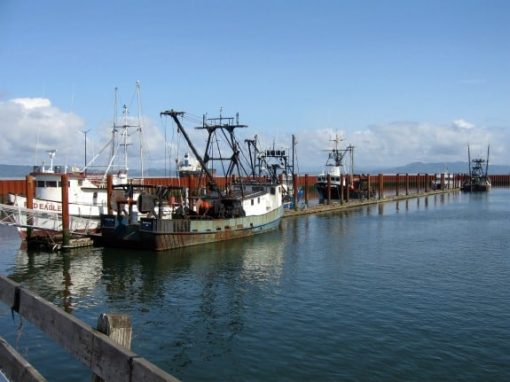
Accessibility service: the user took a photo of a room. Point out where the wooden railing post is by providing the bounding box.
[93,313,132,382]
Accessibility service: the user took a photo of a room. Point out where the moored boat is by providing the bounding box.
[461,145,491,192]
[7,84,145,237]
[97,109,284,251]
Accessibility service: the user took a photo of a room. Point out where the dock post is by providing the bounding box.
[292,173,298,210]
[345,175,350,203]
[396,173,400,196]
[367,175,371,199]
[339,175,344,205]
[304,174,309,206]
[405,173,409,196]
[107,174,113,215]
[188,175,193,210]
[327,174,331,205]
[93,313,132,382]
[378,174,384,200]
[61,174,70,246]
[416,173,420,194]
[26,175,34,239]
[441,173,445,189]
[424,173,429,193]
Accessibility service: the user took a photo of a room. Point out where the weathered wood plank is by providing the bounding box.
[0,276,18,308]
[0,336,47,382]
[18,288,138,380]
[132,358,181,382]
[0,284,180,381]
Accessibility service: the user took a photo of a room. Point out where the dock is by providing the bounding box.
[284,188,456,218]
[1,172,508,250]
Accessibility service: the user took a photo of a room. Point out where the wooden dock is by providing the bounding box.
[284,188,457,218]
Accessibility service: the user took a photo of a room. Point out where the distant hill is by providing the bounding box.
[371,162,510,175]
[1,162,509,178]
[0,164,32,178]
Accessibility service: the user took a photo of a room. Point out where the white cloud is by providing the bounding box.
[452,119,474,130]
[1,97,508,174]
[289,119,509,171]
[0,97,85,166]
[11,97,52,109]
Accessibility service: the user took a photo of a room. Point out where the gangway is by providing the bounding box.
[0,203,98,236]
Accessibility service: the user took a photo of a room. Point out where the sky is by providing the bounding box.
[0,0,509,174]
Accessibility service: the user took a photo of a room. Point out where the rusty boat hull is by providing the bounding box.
[98,205,284,251]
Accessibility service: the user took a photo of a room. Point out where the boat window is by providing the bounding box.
[271,187,276,195]
[37,181,45,187]
[78,180,83,186]
[258,197,260,204]
[251,199,254,205]
[47,181,57,187]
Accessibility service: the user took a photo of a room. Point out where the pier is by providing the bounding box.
[1,173,509,250]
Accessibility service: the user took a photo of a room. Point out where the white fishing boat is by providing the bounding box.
[7,84,145,237]
[177,152,202,176]
[315,135,373,201]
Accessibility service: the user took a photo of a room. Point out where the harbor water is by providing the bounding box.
[1,189,509,381]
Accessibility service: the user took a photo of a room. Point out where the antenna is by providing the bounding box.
[47,149,57,171]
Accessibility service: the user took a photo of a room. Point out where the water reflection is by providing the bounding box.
[8,247,103,313]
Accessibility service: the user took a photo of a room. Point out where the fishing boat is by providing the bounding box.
[246,135,302,208]
[98,109,284,251]
[315,135,374,202]
[177,152,202,177]
[7,84,145,237]
[431,172,454,190]
[461,145,491,192]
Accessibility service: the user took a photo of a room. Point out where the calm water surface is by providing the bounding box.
[1,189,509,381]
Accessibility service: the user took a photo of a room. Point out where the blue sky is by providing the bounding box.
[1,0,509,172]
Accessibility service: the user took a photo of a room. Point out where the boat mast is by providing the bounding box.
[160,110,221,194]
[136,81,144,180]
[485,145,490,178]
[291,134,296,175]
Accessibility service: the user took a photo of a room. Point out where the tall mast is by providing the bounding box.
[112,87,118,161]
[291,134,296,174]
[485,145,490,178]
[160,110,220,194]
[136,81,144,180]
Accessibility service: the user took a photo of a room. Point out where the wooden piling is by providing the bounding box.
[292,173,298,210]
[378,174,384,200]
[25,175,34,239]
[396,173,400,196]
[327,174,331,205]
[424,173,429,193]
[107,174,113,215]
[94,313,133,382]
[367,175,372,199]
[187,175,193,210]
[345,175,349,203]
[304,174,309,206]
[405,173,409,196]
[61,174,70,246]
[340,175,344,205]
